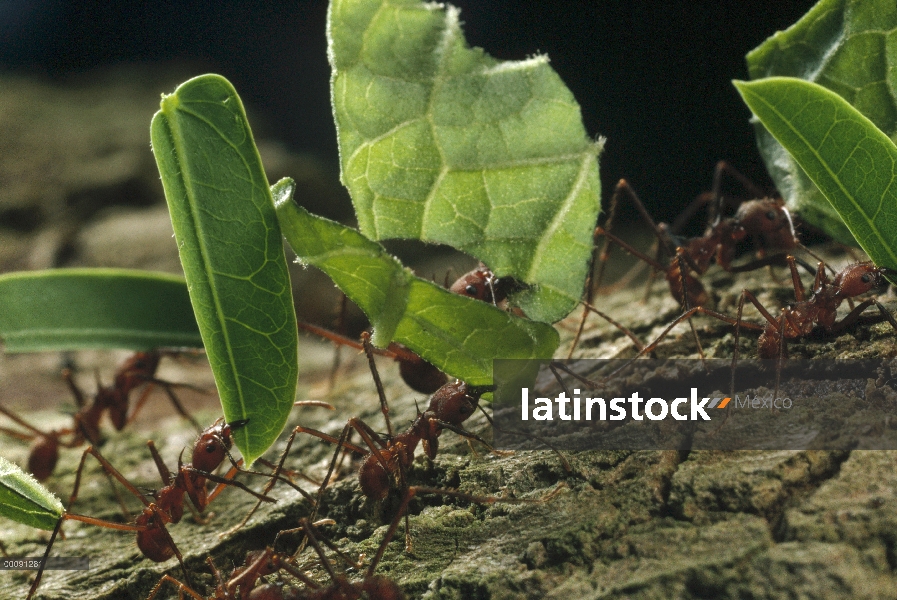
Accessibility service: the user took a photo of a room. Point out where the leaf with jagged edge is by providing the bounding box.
[328,0,602,323]
[0,269,201,352]
[151,74,298,465]
[274,178,559,386]
[746,0,897,244]
[735,77,897,273]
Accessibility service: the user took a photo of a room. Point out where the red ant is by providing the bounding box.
[231,332,493,548]
[0,351,202,481]
[592,256,897,393]
[146,517,406,600]
[570,162,819,356]
[26,418,280,599]
[732,256,897,360]
[64,350,203,444]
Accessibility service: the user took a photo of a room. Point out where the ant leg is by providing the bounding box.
[370,485,533,563]
[577,302,646,352]
[361,331,394,439]
[225,423,368,536]
[570,180,677,357]
[775,311,787,401]
[673,252,708,367]
[826,298,894,335]
[65,442,135,519]
[710,160,766,220]
[61,368,87,409]
[477,400,572,472]
[785,255,807,302]
[144,574,205,600]
[131,381,204,433]
[605,305,765,382]
[330,292,350,390]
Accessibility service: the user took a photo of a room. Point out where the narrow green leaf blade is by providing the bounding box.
[746,0,897,243]
[274,178,559,386]
[0,269,201,352]
[0,456,63,531]
[151,75,298,465]
[735,77,897,271]
[328,0,602,323]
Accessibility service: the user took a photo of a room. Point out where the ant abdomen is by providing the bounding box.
[359,457,391,501]
[137,520,176,562]
[398,354,448,396]
[28,437,59,482]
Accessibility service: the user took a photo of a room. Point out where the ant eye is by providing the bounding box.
[465,285,478,296]
[765,210,777,220]
[861,273,873,284]
[205,442,217,453]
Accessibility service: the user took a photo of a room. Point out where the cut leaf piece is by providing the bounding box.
[151,74,298,465]
[273,178,559,387]
[0,456,63,531]
[735,77,897,272]
[746,0,897,243]
[328,0,602,323]
[0,269,201,352]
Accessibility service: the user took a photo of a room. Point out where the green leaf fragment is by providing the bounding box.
[746,0,897,243]
[0,269,201,352]
[328,0,602,323]
[734,77,897,272]
[0,456,63,531]
[273,178,559,387]
[151,74,298,465]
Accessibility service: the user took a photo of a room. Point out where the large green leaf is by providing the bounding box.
[151,74,298,465]
[735,77,897,272]
[0,269,201,352]
[746,0,897,243]
[274,178,559,386]
[328,0,602,323]
[0,456,63,531]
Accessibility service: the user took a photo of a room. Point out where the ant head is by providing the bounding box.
[425,380,481,427]
[833,263,886,297]
[192,419,237,469]
[123,351,161,375]
[449,264,497,302]
[732,198,797,246]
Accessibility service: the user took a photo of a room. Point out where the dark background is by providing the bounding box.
[0,0,818,228]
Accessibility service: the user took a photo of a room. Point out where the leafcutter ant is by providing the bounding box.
[26,418,280,599]
[146,517,406,600]
[231,331,493,548]
[0,351,203,481]
[570,162,820,356]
